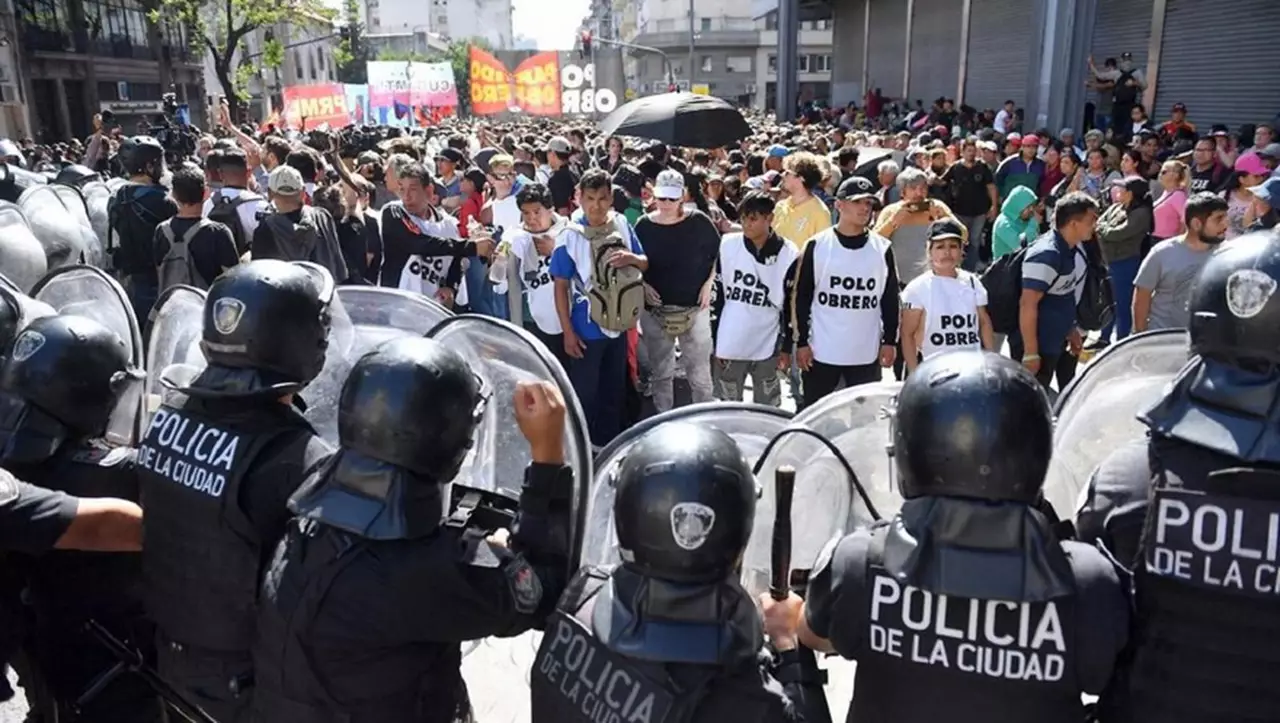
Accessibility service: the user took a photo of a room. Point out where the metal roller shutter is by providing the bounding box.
[907,0,963,103]
[1089,0,1154,77]
[1154,0,1280,131]
[963,0,1035,112]
[865,0,908,100]
[832,0,867,104]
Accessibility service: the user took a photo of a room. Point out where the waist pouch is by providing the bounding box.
[584,225,644,333]
[651,305,698,337]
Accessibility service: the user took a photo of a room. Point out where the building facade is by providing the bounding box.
[366,0,512,48]
[625,0,831,104]
[822,0,1280,133]
[16,0,203,142]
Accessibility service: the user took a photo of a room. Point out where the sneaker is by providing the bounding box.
[1083,338,1110,351]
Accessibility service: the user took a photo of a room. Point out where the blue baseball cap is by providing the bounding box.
[1250,176,1280,205]
[766,144,790,159]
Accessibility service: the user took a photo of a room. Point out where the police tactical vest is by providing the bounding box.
[808,230,889,366]
[251,523,473,723]
[850,527,1084,723]
[530,567,792,723]
[1109,436,1280,723]
[137,395,313,654]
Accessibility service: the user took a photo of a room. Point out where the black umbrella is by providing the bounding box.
[597,93,753,149]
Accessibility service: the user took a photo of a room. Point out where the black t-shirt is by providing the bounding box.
[634,210,720,307]
[1189,164,1227,195]
[548,166,579,213]
[153,216,242,287]
[941,161,996,216]
[336,215,369,284]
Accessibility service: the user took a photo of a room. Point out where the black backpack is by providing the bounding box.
[1113,70,1139,105]
[980,247,1035,335]
[207,192,254,255]
[1075,255,1116,332]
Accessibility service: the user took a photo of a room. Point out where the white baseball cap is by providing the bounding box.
[653,169,685,200]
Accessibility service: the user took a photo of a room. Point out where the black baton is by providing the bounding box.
[84,620,220,723]
[770,465,796,601]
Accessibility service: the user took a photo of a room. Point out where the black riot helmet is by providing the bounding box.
[1187,229,1280,369]
[200,260,333,393]
[118,136,165,180]
[0,314,136,437]
[54,164,101,189]
[613,423,757,584]
[338,337,485,481]
[894,350,1053,504]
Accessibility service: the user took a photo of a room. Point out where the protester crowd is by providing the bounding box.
[11,71,1270,447]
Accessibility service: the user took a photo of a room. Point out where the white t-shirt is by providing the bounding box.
[716,233,798,361]
[398,207,469,306]
[901,270,988,359]
[994,109,1013,135]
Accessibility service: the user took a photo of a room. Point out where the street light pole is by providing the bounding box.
[592,35,675,90]
[687,0,695,88]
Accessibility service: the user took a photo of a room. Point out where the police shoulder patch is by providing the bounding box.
[504,553,544,615]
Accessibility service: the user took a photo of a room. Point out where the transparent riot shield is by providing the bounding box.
[31,265,145,446]
[583,402,794,568]
[0,201,48,293]
[47,184,102,267]
[79,181,113,266]
[18,185,96,269]
[301,287,453,441]
[145,285,207,416]
[1046,329,1191,516]
[426,314,591,535]
[750,381,901,596]
[467,401,791,723]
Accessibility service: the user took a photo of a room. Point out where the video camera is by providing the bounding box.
[337,125,387,158]
[150,92,198,164]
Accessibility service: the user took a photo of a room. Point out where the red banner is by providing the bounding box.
[282,83,351,130]
[469,46,513,115]
[511,52,561,117]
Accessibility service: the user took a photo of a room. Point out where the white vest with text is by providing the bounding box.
[809,229,889,366]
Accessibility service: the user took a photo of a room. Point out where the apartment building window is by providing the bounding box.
[765,11,777,30]
[726,56,751,73]
[700,17,711,31]
[796,55,807,72]
[700,55,712,73]
[809,54,831,72]
[814,18,831,29]
[767,55,776,72]
[295,51,304,80]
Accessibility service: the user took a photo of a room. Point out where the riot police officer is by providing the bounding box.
[0,314,159,721]
[763,350,1131,723]
[250,337,575,722]
[108,136,176,324]
[53,164,102,189]
[532,421,808,723]
[1084,229,1280,723]
[138,259,335,722]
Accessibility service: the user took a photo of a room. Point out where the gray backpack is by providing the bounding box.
[157,218,213,292]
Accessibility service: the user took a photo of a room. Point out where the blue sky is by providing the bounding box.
[511,0,590,50]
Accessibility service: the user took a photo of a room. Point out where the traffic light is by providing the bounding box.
[579,30,592,59]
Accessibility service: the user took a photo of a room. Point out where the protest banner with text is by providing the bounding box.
[282,83,350,130]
